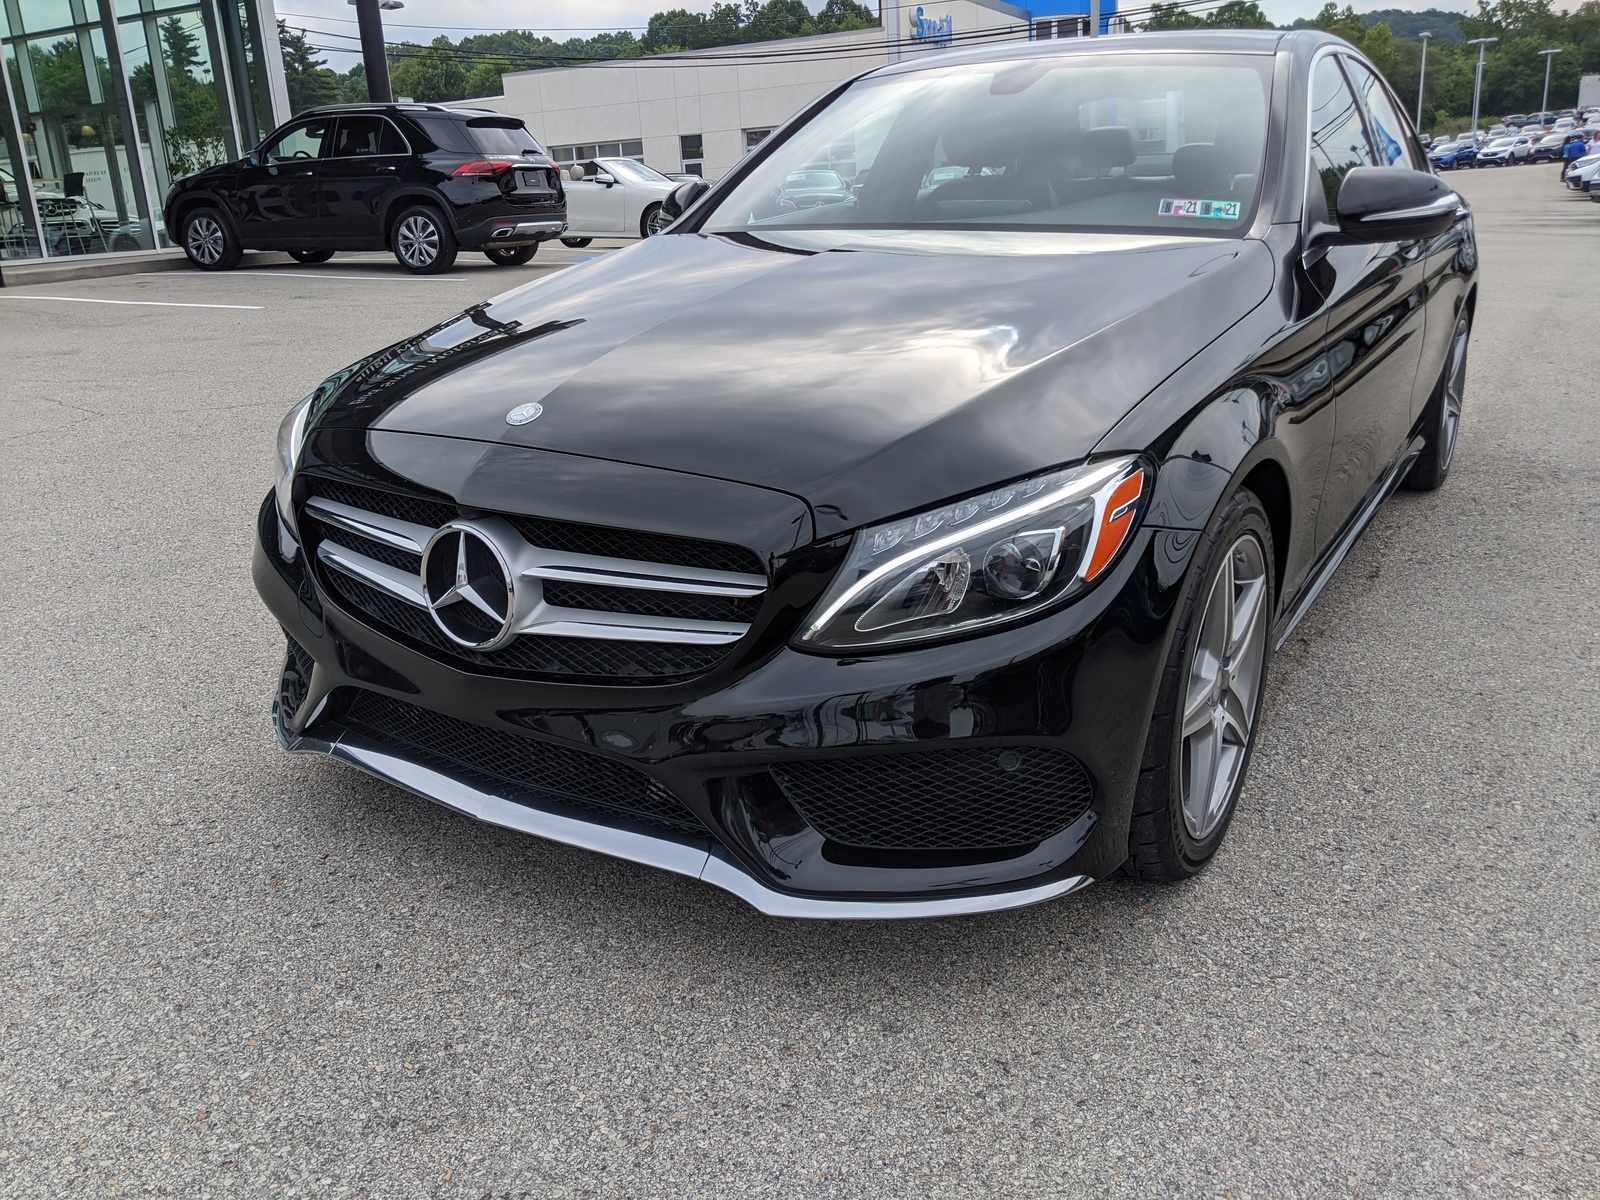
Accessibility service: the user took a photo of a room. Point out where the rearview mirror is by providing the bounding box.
[661,177,709,221]
[1328,167,1459,244]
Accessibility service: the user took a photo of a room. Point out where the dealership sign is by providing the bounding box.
[909,6,954,44]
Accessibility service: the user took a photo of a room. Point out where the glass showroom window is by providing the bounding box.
[0,0,284,260]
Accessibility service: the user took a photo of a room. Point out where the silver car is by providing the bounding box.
[558,157,679,247]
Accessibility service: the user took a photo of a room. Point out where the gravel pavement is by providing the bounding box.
[2,170,1596,1198]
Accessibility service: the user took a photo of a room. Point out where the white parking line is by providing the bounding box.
[0,295,263,310]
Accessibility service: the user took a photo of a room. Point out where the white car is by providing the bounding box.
[558,157,679,247]
[1475,135,1533,166]
[1564,154,1600,191]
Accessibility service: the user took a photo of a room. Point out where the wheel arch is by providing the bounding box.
[167,190,238,237]
[381,191,453,246]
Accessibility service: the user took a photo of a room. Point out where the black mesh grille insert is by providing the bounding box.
[309,478,455,530]
[542,580,761,624]
[771,747,1094,851]
[281,637,315,715]
[324,571,729,683]
[339,690,702,834]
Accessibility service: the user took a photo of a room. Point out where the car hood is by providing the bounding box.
[314,229,1273,537]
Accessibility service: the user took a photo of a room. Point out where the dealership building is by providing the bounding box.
[472,0,1122,182]
[1,0,288,266]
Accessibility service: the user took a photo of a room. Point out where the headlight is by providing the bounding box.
[797,457,1149,651]
[274,396,312,528]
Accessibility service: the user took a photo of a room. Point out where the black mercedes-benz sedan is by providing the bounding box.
[255,31,1476,918]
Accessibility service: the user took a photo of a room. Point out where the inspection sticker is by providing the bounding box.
[1158,197,1241,220]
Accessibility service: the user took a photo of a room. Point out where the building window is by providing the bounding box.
[680,133,704,177]
[1035,17,1089,38]
[549,140,645,167]
[0,0,285,261]
[744,128,771,152]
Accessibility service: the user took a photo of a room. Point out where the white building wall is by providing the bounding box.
[484,0,1031,180]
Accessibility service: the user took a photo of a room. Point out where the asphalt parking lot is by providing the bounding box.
[3,169,1597,1198]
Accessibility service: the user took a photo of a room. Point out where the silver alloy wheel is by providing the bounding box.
[1180,533,1269,840]
[1439,319,1468,471]
[396,215,440,267]
[645,206,670,235]
[186,215,224,265]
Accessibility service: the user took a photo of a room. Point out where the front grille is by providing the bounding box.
[339,690,702,835]
[325,571,730,682]
[300,475,766,684]
[771,746,1094,851]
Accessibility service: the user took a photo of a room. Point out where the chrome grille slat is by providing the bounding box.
[317,541,427,606]
[304,496,432,555]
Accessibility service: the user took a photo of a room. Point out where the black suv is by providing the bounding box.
[163,104,566,274]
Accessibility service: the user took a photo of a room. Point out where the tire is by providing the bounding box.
[289,249,334,264]
[483,244,537,266]
[1403,312,1469,492]
[181,207,240,271]
[1124,489,1275,883]
[641,203,669,237]
[391,205,457,274]
[560,237,592,248]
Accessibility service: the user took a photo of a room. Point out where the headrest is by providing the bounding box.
[1172,144,1230,195]
[1082,126,1136,169]
[568,164,585,181]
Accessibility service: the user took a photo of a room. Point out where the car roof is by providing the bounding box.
[297,103,514,120]
[868,27,1361,79]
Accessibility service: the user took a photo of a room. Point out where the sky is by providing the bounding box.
[278,0,1480,70]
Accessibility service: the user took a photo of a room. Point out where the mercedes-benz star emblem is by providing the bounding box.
[505,402,543,425]
[420,523,517,650]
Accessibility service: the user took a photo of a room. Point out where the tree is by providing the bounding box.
[1143,4,1204,30]
[817,0,875,32]
[1204,1,1274,29]
[389,37,467,103]
[747,0,816,42]
[277,21,345,112]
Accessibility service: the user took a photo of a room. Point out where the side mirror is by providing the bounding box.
[661,177,709,221]
[1328,167,1459,244]
[594,171,615,186]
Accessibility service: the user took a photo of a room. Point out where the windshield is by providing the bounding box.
[603,158,671,184]
[700,53,1272,237]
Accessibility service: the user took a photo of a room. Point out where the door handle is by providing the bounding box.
[380,164,397,173]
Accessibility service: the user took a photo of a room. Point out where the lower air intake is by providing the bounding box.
[771,746,1094,851]
[339,690,703,836]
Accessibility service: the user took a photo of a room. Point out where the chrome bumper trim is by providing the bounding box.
[491,220,566,239]
[276,701,1093,920]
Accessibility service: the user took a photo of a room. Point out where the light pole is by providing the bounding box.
[1416,32,1432,128]
[1467,37,1498,137]
[1538,48,1562,124]
[349,0,405,103]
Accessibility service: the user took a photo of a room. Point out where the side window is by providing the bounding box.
[262,120,329,164]
[1347,62,1420,169]
[330,116,383,158]
[1308,57,1376,225]
[377,119,408,156]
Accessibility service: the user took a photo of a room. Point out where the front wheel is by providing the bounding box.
[484,244,537,266]
[181,207,240,271]
[560,237,592,249]
[391,205,457,274]
[1404,313,1469,492]
[1125,490,1275,883]
[641,203,669,237]
[289,249,334,264]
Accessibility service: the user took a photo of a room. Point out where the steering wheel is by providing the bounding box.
[291,150,312,159]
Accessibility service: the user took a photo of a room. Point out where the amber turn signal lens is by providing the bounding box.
[1084,469,1146,581]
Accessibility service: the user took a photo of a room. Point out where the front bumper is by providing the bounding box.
[255,490,1195,917]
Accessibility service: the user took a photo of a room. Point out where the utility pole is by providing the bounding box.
[350,0,404,103]
[1538,48,1562,123]
[1467,37,1497,136]
[1090,0,1100,37]
[1416,32,1432,128]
